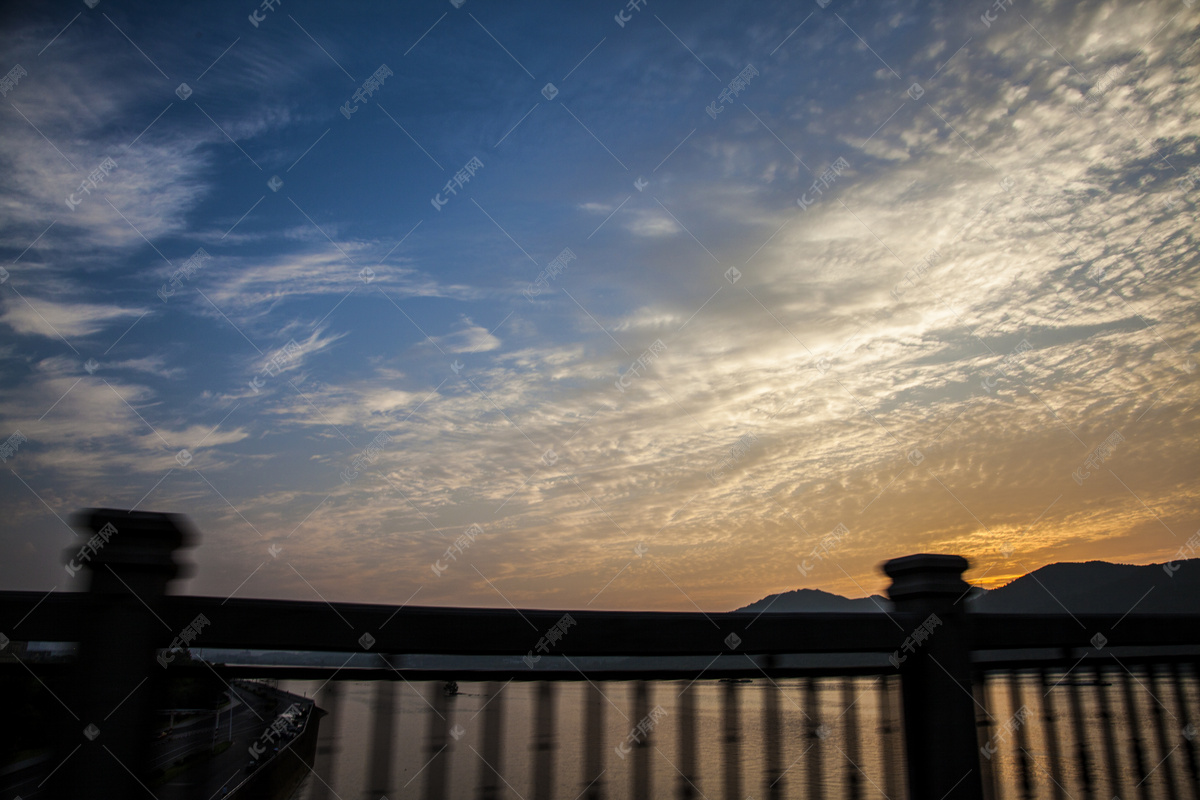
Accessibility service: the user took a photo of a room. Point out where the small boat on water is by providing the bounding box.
[443,681,460,696]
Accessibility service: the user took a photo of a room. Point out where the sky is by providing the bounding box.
[1,0,1197,613]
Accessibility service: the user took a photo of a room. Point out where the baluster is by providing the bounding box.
[1120,665,1152,800]
[1066,655,1095,799]
[1094,664,1123,799]
[1038,667,1066,800]
[423,683,451,800]
[631,681,651,800]
[1148,664,1181,799]
[879,674,903,800]
[764,677,784,800]
[842,677,863,800]
[722,678,742,800]
[584,681,605,800]
[678,680,698,799]
[1008,669,1034,799]
[477,681,505,800]
[1171,662,1199,800]
[807,676,824,800]
[366,679,396,800]
[974,672,998,800]
[533,681,558,800]
[309,680,342,800]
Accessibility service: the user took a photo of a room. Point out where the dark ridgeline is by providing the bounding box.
[1,508,1199,799]
[740,557,1200,614]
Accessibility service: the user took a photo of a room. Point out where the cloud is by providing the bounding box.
[0,296,146,340]
[2,0,1198,612]
[432,318,502,354]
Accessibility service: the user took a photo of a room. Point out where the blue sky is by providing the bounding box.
[2,0,1198,611]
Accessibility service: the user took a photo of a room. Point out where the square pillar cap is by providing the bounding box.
[67,508,196,579]
[883,553,970,601]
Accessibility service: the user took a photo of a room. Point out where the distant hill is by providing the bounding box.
[734,558,1200,614]
[969,558,1200,615]
[738,587,890,614]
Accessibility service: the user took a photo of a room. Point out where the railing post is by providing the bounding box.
[884,553,984,800]
[54,508,194,800]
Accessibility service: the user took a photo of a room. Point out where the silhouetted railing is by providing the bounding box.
[2,509,1199,800]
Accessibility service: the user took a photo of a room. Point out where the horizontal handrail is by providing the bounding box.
[4,590,1200,654]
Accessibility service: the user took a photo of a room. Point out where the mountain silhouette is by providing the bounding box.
[734,559,1200,614]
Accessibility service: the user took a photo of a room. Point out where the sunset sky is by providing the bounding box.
[1,0,1197,612]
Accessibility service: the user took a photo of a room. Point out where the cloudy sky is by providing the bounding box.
[1,0,1197,612]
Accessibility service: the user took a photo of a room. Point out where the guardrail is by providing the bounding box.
[2,508,1198,799]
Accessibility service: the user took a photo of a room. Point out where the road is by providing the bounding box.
[157,681,313,800]
[2,680,314,800]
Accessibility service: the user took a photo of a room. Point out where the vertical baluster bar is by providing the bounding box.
[974,672,998,800]
[879,675,903,800]
[678,680,698,800]
[764,678,784,800]
[722,678,742,800]
[842,677,863,800]
[366,679,396,800]
[477,681,505,800]
[1172,662,1199,800]
[1120,665,1152,800]
[1094,664,1124,799]
[631,681,651,800]
[1038,668,1067,800]
[1149,664,1181,799]
[1008,669,1034,800]
[585,681,605,800]
[1066,653,1095,799]
[807,676,824,800]
[533,681,558,800]
[423,683,451,800]
[309,680,342,800]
